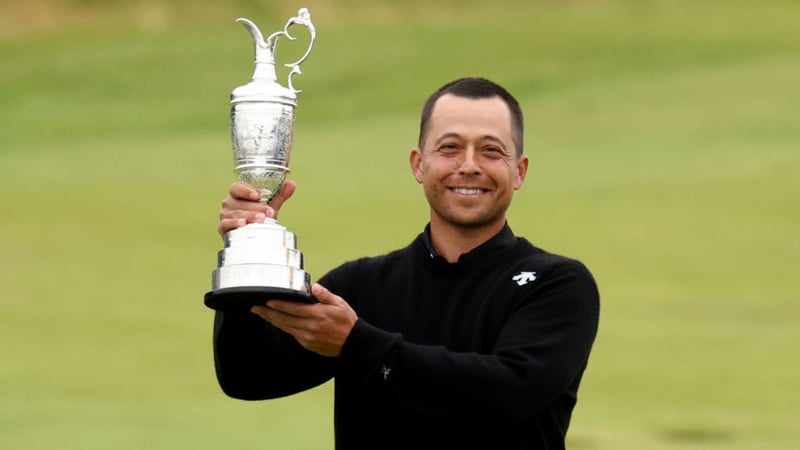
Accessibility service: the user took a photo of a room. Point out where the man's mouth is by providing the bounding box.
[450,187,486,196]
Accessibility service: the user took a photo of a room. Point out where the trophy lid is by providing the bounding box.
[230,10,315,106]
[231,76,297,106]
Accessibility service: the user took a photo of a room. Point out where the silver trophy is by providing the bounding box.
[205,8,317,310]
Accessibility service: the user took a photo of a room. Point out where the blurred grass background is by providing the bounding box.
[1,0,798,448]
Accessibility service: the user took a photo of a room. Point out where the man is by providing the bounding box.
[213,77,600,449]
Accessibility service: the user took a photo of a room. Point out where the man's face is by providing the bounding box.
[410,94,528,231]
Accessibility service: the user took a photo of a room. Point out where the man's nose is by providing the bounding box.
[457,147,481,174]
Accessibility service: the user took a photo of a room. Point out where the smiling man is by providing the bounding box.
[411,87,528,262]
[213,77,600,450]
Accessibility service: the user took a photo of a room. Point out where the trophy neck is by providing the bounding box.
[252,61,278,82]
[259,190,277,206]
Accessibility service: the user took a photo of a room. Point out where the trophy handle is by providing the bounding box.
[235,8,316,94]
[271,8,316,94]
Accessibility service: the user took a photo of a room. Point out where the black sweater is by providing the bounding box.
[214,224,600,449]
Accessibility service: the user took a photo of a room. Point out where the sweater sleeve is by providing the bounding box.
[212,307,336,400]
[336,260,600,426]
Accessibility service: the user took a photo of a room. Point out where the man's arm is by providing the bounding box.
[213,308,336,400]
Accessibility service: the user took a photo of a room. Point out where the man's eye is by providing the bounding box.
[439,144,459,152]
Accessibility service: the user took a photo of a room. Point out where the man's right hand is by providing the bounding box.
[217,180,297,238]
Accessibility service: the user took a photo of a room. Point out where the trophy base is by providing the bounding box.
[204,286,315,310]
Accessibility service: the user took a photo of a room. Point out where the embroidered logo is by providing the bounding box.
[512,271,537,286]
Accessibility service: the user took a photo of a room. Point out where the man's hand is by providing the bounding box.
[250,283,358,357]
[218,180,297,238]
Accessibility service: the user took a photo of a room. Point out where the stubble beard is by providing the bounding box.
[427,187,510,231]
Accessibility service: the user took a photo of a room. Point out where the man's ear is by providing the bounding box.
[410,148,424,183]
[513,155,529,190]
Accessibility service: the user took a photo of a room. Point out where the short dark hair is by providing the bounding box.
[418,77,524,155]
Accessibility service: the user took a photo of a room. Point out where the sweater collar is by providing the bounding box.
[418,222,517,265]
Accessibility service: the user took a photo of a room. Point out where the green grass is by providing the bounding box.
[1,1,799,449]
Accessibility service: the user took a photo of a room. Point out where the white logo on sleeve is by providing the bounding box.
[512,271,537,286]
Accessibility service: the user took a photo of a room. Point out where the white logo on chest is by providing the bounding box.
[512,271,537,286]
